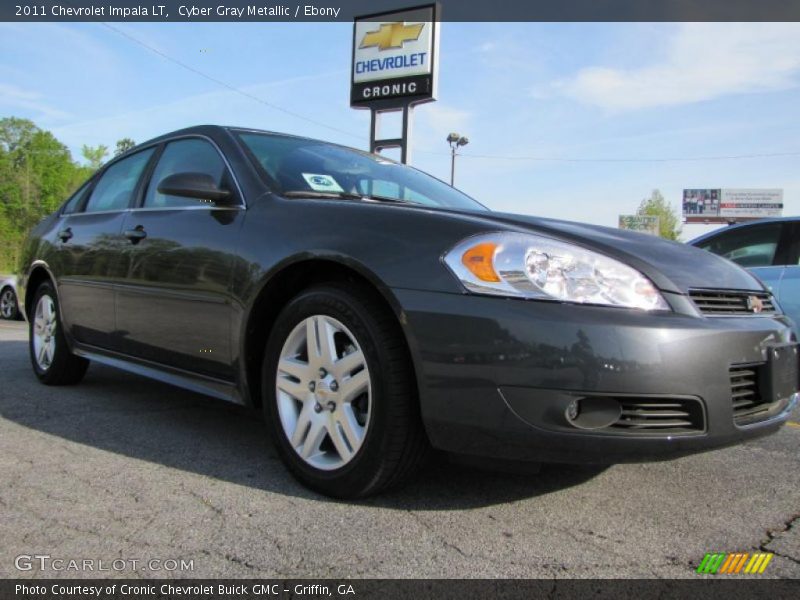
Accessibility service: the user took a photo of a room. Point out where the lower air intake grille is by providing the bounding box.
[611,398,705,433]
[690,290,775,316]
[730,363,779,425]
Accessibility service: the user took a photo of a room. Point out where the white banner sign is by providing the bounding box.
[719,189,783,219]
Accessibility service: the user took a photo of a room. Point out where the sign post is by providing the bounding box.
[351,4,440,164]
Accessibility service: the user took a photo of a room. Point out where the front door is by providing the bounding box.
[115,137,245,380]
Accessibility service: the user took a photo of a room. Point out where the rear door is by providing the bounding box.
[54,148,155,349]
[115,136,245,380]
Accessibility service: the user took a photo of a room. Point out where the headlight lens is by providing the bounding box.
[444,232,670,311]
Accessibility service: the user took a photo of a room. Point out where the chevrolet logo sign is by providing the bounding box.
[360,22,425,51]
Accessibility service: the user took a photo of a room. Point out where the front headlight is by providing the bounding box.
[443,232,670,311]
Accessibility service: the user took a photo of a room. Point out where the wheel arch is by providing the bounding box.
[240,255,419,410]
[24,262,56,321]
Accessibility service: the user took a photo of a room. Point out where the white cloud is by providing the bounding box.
[412,103,471,153]
[550,23,800,110]
[0,83,72,120]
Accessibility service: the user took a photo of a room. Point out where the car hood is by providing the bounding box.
[466,210,764,295]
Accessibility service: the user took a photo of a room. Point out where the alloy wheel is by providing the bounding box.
[275,314,371,470]
[0,289,15,319]
[32,294,57,370]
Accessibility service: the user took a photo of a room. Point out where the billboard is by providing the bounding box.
[683,189,783,223]
[351,5,439,107]
[619,215,660,236]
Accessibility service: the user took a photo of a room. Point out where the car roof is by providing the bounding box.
[688,217,800,245]
[134,124,356,153]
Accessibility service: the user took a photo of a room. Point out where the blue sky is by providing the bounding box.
[2,21,800,239]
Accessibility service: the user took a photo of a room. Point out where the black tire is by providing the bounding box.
[263,283,429,498]
[0,286,19,320]
[29,281,89,385]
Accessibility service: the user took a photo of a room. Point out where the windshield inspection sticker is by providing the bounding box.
[302,173,344,193]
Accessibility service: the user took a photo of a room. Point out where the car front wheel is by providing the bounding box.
[29,281,89,385]
[263,284,428,498]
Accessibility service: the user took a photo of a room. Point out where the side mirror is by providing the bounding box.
[157,172,232,203]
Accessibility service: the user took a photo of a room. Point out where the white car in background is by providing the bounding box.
[0,275,22,320]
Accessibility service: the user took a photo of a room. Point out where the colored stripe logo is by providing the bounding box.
[696,552,773,574]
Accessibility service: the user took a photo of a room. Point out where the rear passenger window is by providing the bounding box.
[62,182,91,215]
[84,149,154,213]
[144,139,228,208]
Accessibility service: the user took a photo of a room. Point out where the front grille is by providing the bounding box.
[730,363,780,424]
[690,290,775,316]
[611,398,705,433]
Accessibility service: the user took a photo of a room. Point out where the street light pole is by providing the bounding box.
[446,132,469,186]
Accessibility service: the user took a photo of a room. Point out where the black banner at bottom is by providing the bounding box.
[3,579,800,600]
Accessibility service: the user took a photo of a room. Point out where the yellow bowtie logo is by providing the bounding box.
[360,22,425,51]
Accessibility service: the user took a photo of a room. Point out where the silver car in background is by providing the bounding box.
[0,275,23,320]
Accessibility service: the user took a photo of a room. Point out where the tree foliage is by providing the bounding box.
[115,137,136,156]
[637,189,682,241]
[81,144,109,169]
[0,117,100,272]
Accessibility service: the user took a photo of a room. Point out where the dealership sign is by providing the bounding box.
[618,215,660,236]
[351,5,439,107]
[683,188,783,223]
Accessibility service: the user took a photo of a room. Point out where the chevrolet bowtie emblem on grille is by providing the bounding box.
[746,295,764,313]
[360,22,425,51]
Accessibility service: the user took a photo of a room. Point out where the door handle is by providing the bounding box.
[57,227,73,242]
[124,226,147,243]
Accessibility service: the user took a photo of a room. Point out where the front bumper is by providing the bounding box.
[395,289,797,463]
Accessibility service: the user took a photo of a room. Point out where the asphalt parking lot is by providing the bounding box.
[0,319,798,579]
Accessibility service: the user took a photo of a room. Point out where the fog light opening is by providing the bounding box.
[565,396,622,430]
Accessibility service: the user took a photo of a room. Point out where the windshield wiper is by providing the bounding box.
[281,190,420,205]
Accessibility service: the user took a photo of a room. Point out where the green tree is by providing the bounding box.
[81,144,109,169]
[0,117,96,272]
[114,137,136,156]
[637,189,682,240]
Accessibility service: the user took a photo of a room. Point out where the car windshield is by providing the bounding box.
[236,131,487,212]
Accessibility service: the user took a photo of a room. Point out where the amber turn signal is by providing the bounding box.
[461,242,500,282]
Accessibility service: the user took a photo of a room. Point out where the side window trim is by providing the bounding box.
[133,134,245,211]
[131,142,166,209]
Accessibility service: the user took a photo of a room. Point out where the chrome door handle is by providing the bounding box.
[123,226,147,243]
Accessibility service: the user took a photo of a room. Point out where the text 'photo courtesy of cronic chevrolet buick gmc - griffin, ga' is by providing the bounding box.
[16,125,798,498]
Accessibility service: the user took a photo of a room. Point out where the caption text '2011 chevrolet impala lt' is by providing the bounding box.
[18,125,798,497]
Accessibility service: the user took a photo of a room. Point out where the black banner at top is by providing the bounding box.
[3,0,800,22]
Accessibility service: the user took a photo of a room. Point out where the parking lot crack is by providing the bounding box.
[759,512,800,565]
[404,510,470,559]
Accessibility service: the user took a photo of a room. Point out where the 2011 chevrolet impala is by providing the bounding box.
[19,125,798,497]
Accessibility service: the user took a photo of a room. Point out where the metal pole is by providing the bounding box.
[450,144,456,186]
[401,104,412,165]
